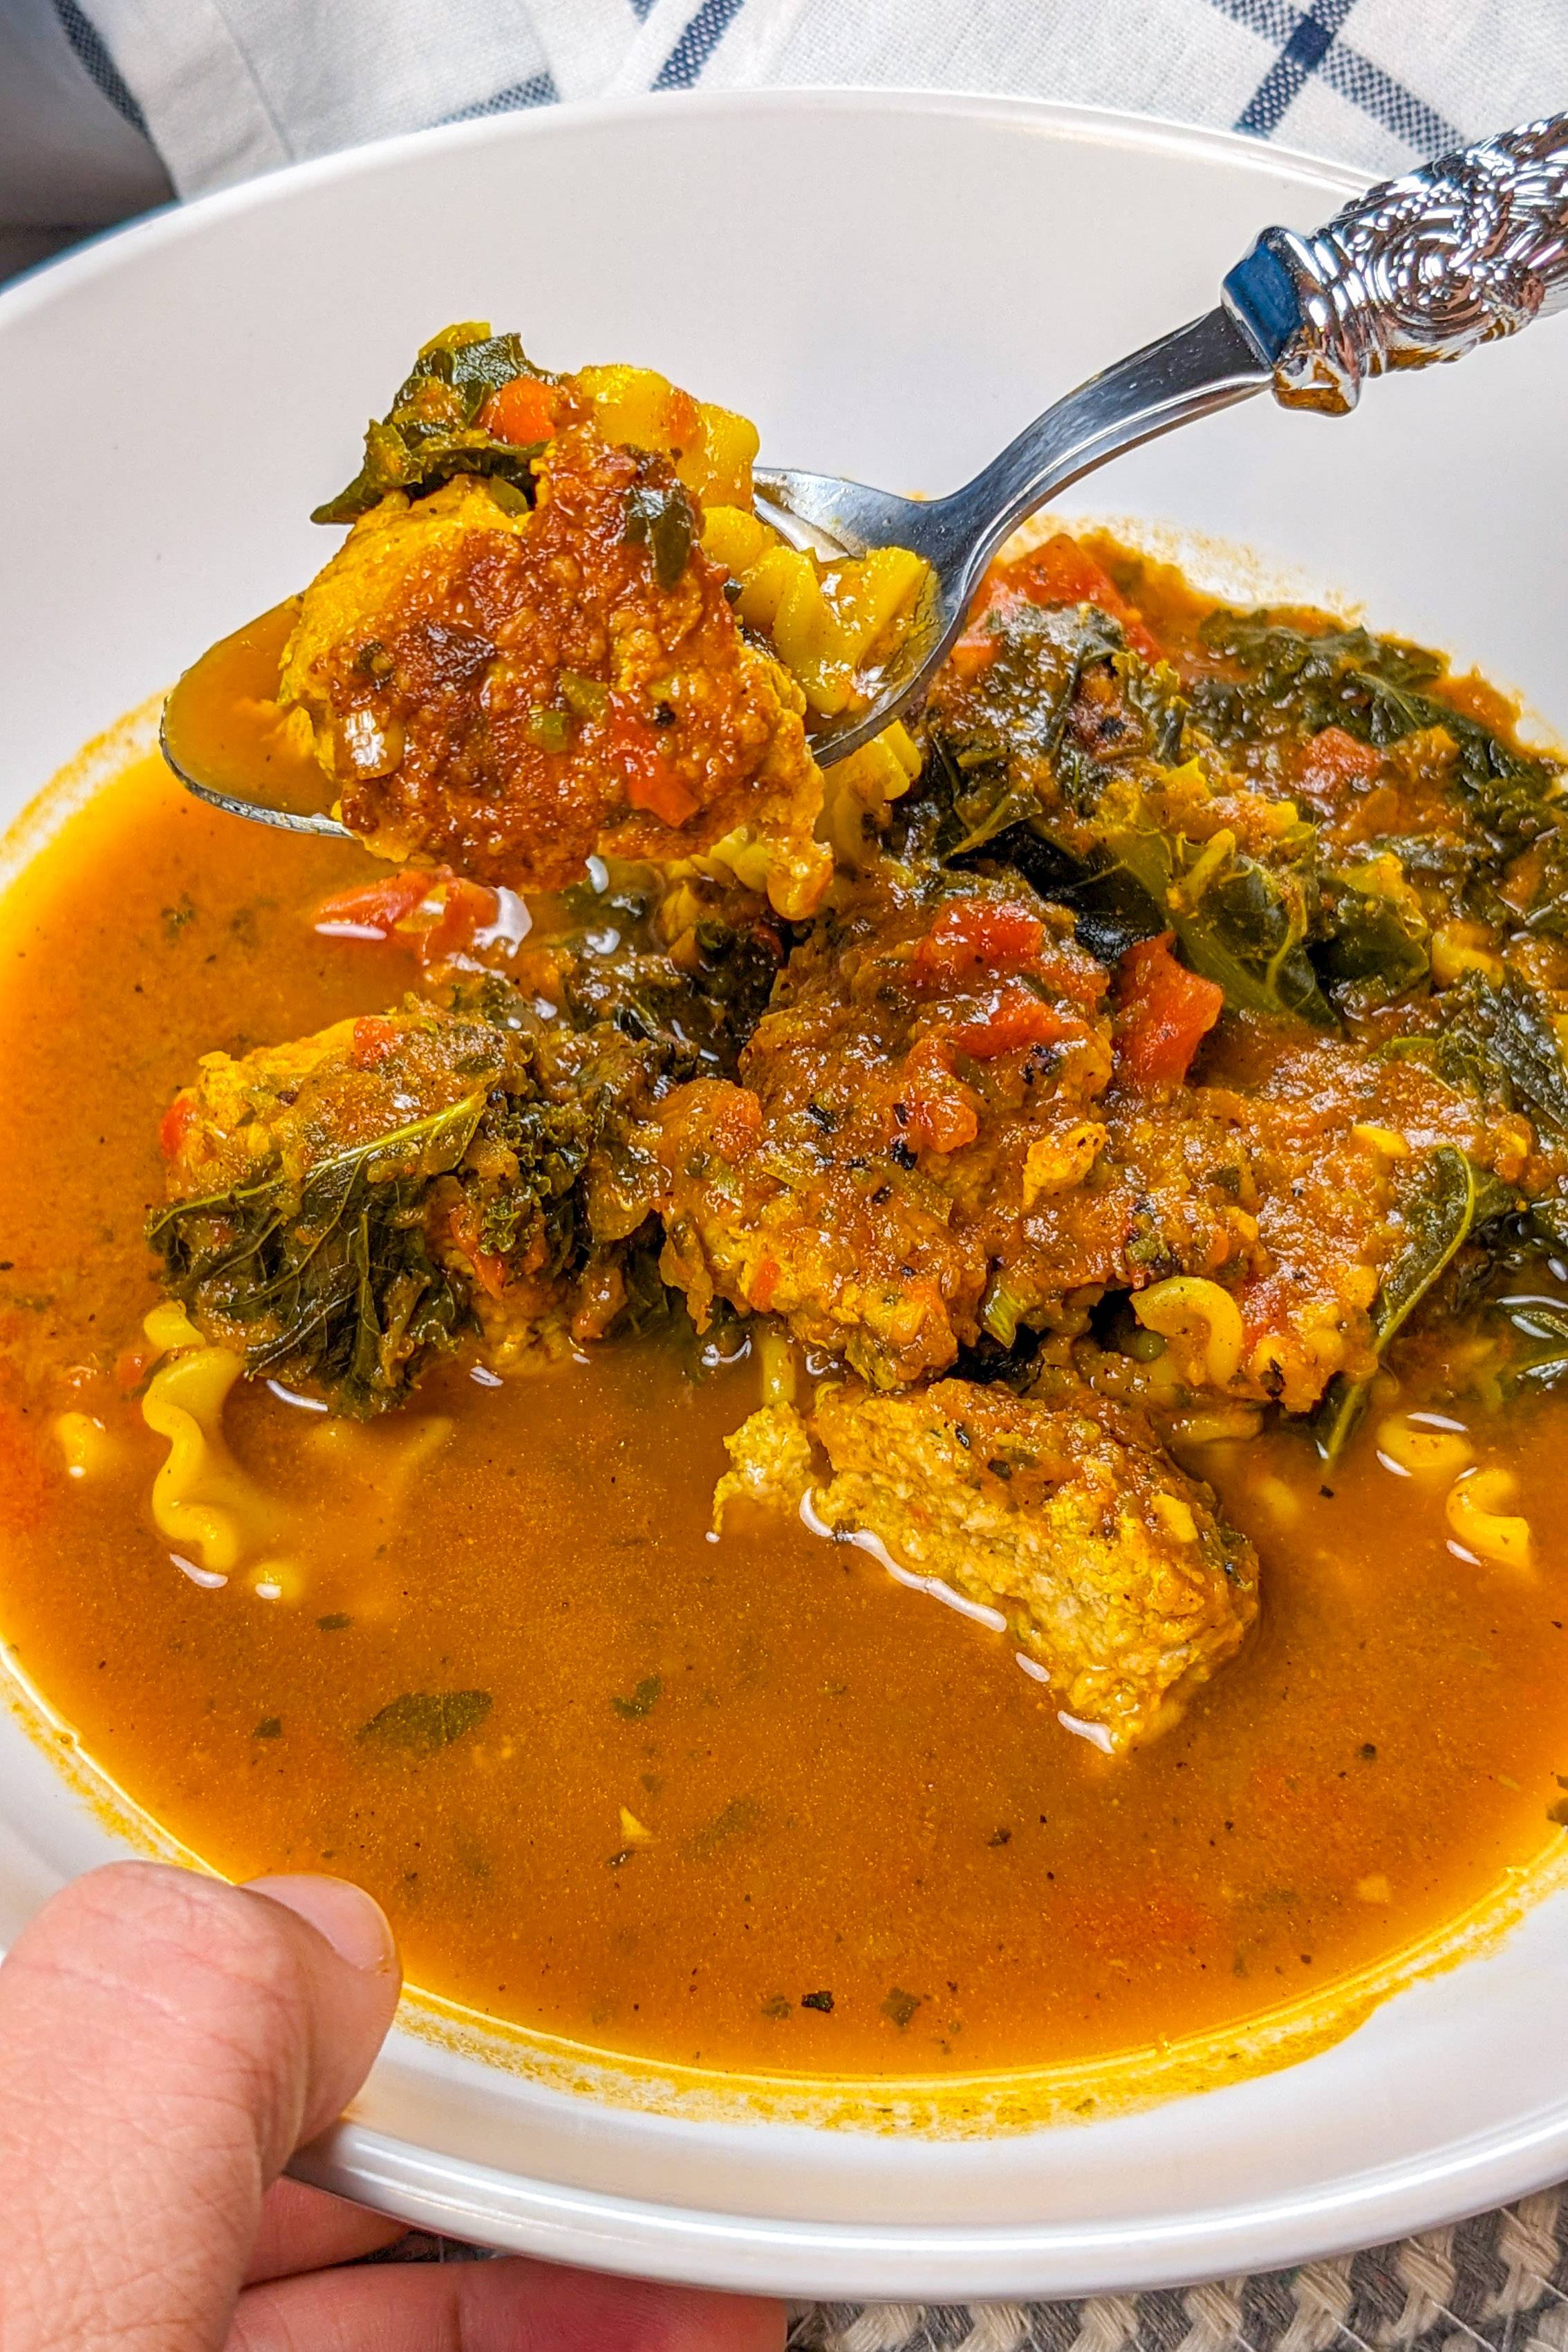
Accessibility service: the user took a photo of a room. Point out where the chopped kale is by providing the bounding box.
[313,323,554,524]
[611,1674,663,1721]
[1195,611,1566,856]
[1315,1147,1516,1459]
[357,1690,493,1754]
[623,472,698,589]
[149,1072,588,1416]
[1403,970,1568,1139]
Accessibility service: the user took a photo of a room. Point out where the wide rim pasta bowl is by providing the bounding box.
[3,88,1568,2303]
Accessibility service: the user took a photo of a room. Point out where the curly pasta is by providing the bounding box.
[701,505,926,720]
[142,1334,283,1580]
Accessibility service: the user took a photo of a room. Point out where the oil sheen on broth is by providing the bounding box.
[1,758,1567,2079]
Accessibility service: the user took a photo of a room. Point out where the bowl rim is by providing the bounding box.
[14,86,1563,2302]
[0,84,1365,328]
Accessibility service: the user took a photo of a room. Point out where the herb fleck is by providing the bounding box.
[801,1989,834,2014]
[682,1796,762,1862]
[881,1988,921,2029]
[356,1690,492,1755]
[612,1674,663,1721]
[316,1613,353,1632]
[253,1717,283,1740]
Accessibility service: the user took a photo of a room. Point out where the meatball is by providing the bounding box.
[716,1371,1259,1751]
[281,424,830,917]
[655,863,1116,1389]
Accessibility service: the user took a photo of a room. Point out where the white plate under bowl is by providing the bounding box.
[1,90,1566,2304]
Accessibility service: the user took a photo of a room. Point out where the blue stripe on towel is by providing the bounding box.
[653,0,747,89]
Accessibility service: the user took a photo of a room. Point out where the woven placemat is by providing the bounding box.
[382,2194,1568,2351]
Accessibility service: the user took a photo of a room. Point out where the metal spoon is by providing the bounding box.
[761,111,1568,764]
[164,112,1567,830]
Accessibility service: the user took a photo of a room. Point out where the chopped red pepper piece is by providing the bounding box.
[1114,932,1224,1089]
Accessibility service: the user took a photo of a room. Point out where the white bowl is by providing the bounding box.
[1,90,1566,2304]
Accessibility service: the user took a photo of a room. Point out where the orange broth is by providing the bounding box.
[0,754,1565,2079]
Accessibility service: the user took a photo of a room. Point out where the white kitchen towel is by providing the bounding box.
[36,0,1568,205]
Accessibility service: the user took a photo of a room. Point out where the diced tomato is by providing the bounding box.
[420,877,501,966]
[448,1203,508,1299]
[1296,725,1383,801]
[913,899,1045,982]
[478,375,559,447]
[953,533,1162,672]
[609,702,699,828]
[707,1085,763,1161]
[115,1338,158,1394]
[1114,932,1224,1090]
[905,1082,980,1155]
[949,984,1078,1061]
[312,870,433,940]
[749,1256,781,1311]
[158,1092,196,1160]
[351,1016,400,1070]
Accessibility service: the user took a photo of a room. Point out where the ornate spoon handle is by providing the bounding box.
[1222,113,1568,413]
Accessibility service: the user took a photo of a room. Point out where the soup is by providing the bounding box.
[4,328,1568,2087]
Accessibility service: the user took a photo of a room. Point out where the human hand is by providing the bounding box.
[0,1861,785,2349]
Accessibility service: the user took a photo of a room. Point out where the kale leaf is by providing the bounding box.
[1195,613,1566,853]
[1399,969,1568,1139]
[312,323,554,525]
[1097,801,1334,1026]
[149,1079,588,1415]
[1314,1146,1516,1460]
[920,606,1336,1026]
[357,1690,493,1754]
[1314,870,1430,1007]
[623,474,697,589]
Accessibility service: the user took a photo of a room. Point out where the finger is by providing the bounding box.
[245,2178,409,2284]
[0,1861,399,2352]
[230,2254,787,2352]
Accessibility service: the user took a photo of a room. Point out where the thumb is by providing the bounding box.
[0,1859,400,2352]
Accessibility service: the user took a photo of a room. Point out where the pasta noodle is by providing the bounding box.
[142,1333,283,1580]
[140,1307,454,1598]
[702,505,926,720]
[1133,1276,1246,1388]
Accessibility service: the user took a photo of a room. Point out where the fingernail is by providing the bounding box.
[245,1875,398,1974]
